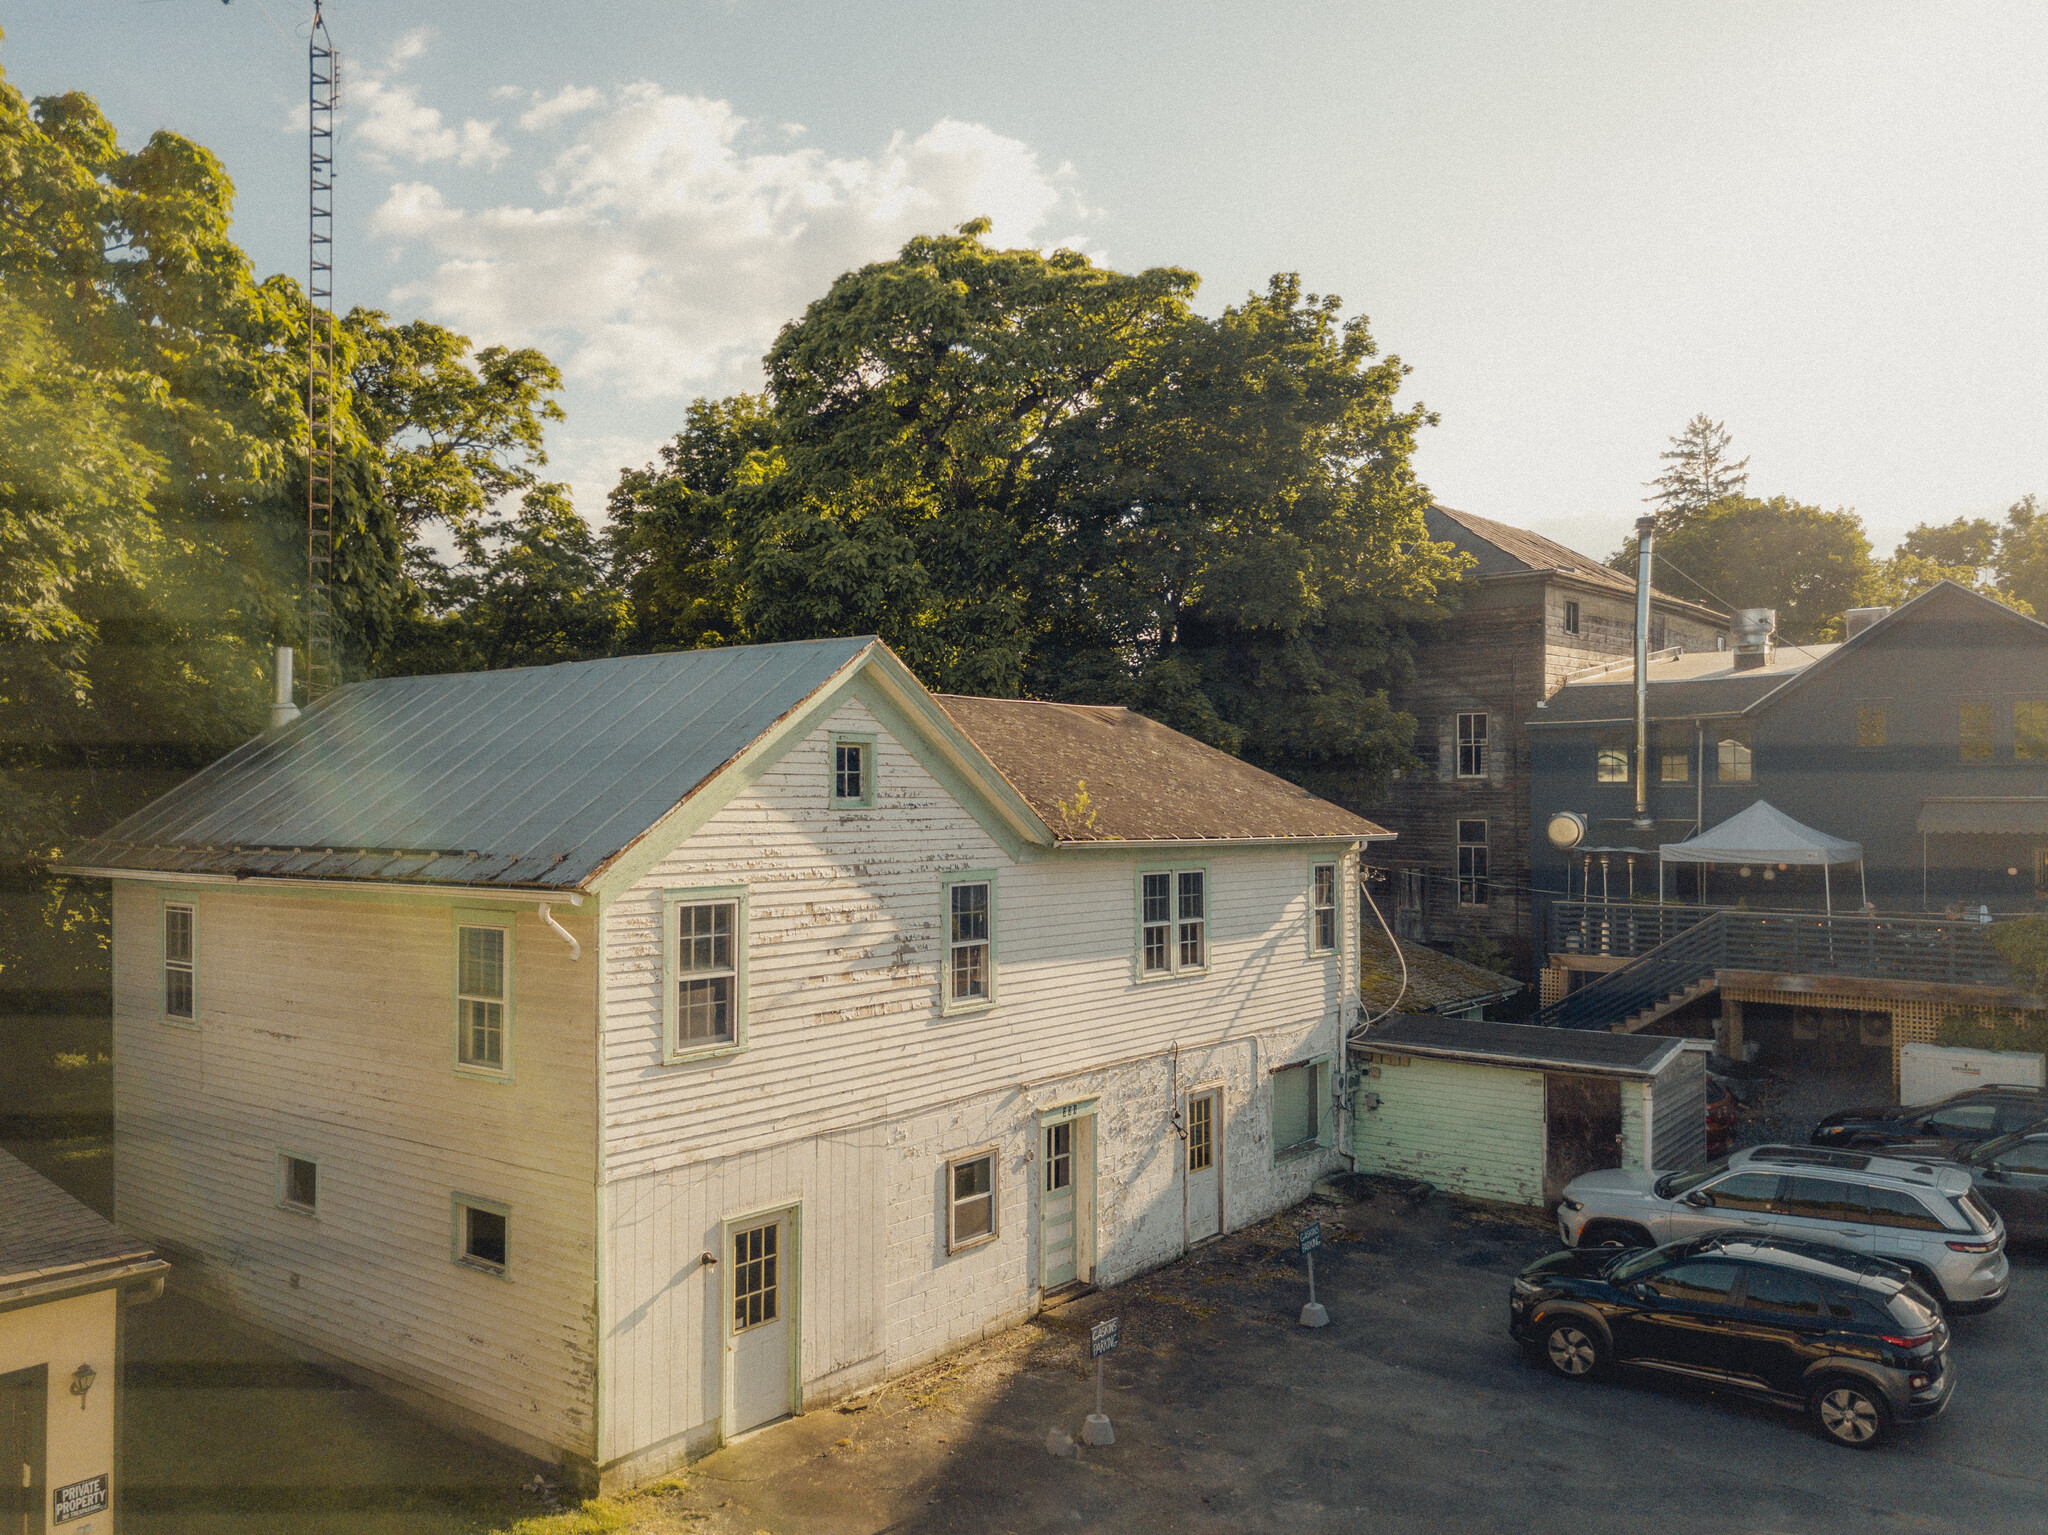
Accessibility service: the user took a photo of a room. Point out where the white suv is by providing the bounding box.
[1556,1145,2009,1313]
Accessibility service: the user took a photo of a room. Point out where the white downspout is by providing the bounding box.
[537,902,581,961]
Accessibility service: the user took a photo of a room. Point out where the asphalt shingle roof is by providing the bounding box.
[1,1150,156,1294]
[65,637,874,889]
[1356,1014,1692,1078]
[933,696,1388,844]
[1428,504,1721,619]
[1358,929,1522,1014]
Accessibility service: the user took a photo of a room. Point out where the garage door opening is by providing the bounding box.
[1545,1073,1622,1203]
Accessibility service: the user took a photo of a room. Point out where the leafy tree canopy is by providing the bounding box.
[607,224,1467,808]
[1631,494,1870,644]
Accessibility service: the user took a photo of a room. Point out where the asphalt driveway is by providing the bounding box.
[655,1182,2048,1535]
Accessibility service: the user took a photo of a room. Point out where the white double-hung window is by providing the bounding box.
[1139,867,1206,976]
[454,916,511,1074]
[1310,863,1339,954]
[663,886,748,1060]
[163,901,196,1021]
[942,873,996,1012]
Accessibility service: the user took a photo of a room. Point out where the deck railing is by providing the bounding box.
[1538,908,2018,1030]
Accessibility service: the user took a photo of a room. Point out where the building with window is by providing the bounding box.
[1370,505,1727,975]
[60,637,1379,1491]
[1,1150,167,1535]
[1529,580,2048,940]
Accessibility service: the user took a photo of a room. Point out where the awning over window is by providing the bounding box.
[1917,797,2048,836]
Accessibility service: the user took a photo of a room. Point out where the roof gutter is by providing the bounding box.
[47,866,587,905]
[1052,834,1392,850]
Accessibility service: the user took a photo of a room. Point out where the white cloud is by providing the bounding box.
[368,83,1094,403]
[520,85,605,133]
[346,31,508,170]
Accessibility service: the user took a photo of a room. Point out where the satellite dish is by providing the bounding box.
[1547,811,1588,851]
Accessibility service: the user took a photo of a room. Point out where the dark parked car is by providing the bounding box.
[1943,1128,2048,1243]
[1509,1233,1953,1448]
[1811,1084,2048,1151]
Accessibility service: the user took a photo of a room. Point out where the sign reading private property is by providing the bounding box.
[54,1474,108,1523]
[1088,1316,1119,1358]
[1298,1222,1322,1256]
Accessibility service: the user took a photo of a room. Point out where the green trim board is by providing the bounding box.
[938,868,999,1016]
[660,883,750,1063]
[451,906,517,1084]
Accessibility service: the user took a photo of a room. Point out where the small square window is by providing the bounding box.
[1311,863,1338,954]
[831,734,875,807]
[1456,713,1488,778]
[1659,750,1690,783]
[456,1198,508,1274]
[946,1149,999,1253]
[1563,600,1580,636]
[279,1155,317,1213]
[1857,704,1887,749]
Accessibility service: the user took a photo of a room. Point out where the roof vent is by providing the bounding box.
[1845,606,1892,639]
[1731,608,1776,671]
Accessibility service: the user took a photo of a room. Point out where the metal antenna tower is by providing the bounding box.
[305,1,339,698]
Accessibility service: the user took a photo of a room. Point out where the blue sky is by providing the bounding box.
[9,1,2046,560]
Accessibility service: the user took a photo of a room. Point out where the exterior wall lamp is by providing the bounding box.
[70,1361,97,1408]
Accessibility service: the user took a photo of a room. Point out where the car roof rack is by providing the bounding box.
[1745,1145,1872,1171]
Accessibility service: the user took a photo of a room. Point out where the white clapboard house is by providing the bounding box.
[60,637,1385,1487]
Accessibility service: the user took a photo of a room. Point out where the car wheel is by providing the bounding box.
[1580,1221,1652,1250]
[1809,1379,1890,1448]
[1539,1319,1605,1380]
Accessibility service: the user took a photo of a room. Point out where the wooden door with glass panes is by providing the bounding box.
[728,1213,794,1433]
[1040,1122,1078,1288]
[1186,1089,1223,1243]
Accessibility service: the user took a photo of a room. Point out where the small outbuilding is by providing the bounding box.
[1352,1015,1709,1207]
[2,1150,165,1535]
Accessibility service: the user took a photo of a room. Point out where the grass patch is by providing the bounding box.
[493,1497,633,1535]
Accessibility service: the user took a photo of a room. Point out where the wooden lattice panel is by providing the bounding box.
[1540,967,1567,1007]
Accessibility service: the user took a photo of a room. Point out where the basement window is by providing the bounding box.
[278,1154,318,1215]
[946,1149,999,1254]
[1271,1060,1328,1161]
[454,1195,509,1276]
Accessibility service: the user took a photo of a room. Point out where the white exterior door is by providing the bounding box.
[1186,1089,1222,1243]
[1040,1121,1078,1289]
[728,1212,793,1434]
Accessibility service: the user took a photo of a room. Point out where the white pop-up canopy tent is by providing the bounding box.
[1659,800,1866,912]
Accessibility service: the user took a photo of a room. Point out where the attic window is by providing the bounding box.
[1563,600,1580,636]
[831,733,875,808]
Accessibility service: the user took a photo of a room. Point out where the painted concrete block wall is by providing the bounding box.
[597,693,1351,1470]
[0,1290,118,1531]
[1353,1057,1547,1206]
[110,882,600,1466]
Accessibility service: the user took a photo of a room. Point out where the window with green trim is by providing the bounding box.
[455,922,508,1071]
[947,879,992,1004]
[1140,868,1206,975]
[164,902,195,1020]
[831,733,876,807]
[1271,1060,1326,1159]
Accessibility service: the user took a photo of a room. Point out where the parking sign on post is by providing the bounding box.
[1084,1318,1118,1445]
[1299,1222,1329,1328]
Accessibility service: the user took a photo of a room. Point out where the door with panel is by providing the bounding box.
[1186,1090,1223,1244]
[1041,1121,1078,1289]
[728,1212,795,1435]
[0,1367,44,1535]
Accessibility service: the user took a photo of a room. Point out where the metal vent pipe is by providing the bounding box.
[1632,515,1656,828]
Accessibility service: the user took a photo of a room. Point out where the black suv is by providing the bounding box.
[1508,1234,1953,1447]
[1813,1084,2048,1151]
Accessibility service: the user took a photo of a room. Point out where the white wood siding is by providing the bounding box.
[110,883,599,1464]
[1353,1057,1547,1206]
[597,695,1354,1470]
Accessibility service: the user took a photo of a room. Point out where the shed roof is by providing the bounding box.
[932,696,1389,844]
[62,637,878,889]
[1358,930,1522,1014]
[1356,1013,1693,1079]
[1534,646,1834,725]
[1,1150,159,1298]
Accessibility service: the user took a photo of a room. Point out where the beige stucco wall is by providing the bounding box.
[0,1288,119,1534]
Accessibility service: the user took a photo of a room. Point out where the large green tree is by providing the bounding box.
[1631,494,1871,643]
[608,225,1464,807]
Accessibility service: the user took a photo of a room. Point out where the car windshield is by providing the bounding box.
[1654,1160,1729,1198]
[1603,1245,1679,1283]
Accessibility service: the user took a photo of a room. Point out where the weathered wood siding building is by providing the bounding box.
[67,638,1379,1488]
[1371,506,1726,975]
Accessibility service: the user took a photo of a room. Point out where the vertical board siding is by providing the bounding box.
[597,696,1353,1468]
[111,882,599,1461]
[1353,1057,1547,1206]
